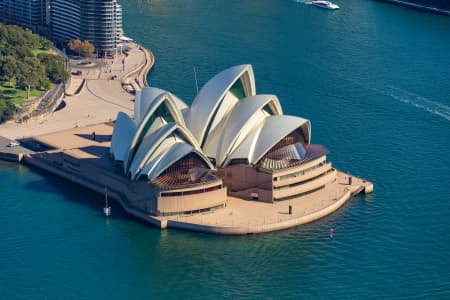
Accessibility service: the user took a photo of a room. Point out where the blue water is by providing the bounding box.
[1,0,450,298]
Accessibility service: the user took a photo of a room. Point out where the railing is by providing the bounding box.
[159,184,223,197]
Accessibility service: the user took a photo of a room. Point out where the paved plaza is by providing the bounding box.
[0,42,153,140]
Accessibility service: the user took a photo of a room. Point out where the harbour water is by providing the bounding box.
[1,0,450,298]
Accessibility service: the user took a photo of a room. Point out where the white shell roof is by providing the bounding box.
[226,115,311,166]
[186,64,256,145]
[135,87,188,123]
[147,142,194,180]
[139,139,184,180]
[204,94,283,166]
[128,122,204,180]
[110,112,136,162]
[111,64,314,181]
[127,123,176,179]
[147,143,213,181]
[125,92,187,171]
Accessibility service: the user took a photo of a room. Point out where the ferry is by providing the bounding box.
[311,0,339,10]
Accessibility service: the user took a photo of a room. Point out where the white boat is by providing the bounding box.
[311,0,339,10]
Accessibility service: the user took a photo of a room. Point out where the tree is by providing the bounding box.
[37,53,68,83]
[16,57,45,99]
[68,39,95,57]
[68,39,82,57]
[0,99,15,123]
[39,37,51,50]
[0,55,18,82]
[80,40,95,56]
[14,45,33,58]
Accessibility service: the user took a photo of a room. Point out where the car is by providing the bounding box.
[8,141,20,147]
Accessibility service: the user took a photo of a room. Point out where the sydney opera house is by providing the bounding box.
[111,64,337,216]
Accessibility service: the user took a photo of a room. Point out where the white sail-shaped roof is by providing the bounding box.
[147,143,213,181]
[110,112,136,162]
[111,64,315,182]
[204,95,283,166]
[139,139,184,180]
[134,87,188,123]
[225,115,311,166]
[128,123,202,180]
[125,92,188,172]
[186,64,256,147]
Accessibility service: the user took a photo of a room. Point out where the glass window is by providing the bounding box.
[230,79,246,99]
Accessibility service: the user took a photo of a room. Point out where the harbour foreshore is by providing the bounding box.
[0,41,153,141]
[13,123,372,235]
[0,42,374,235]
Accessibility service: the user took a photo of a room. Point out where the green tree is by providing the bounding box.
[39,36,51,50]
[16,57,45,99]
[14,45,34,58]
[0,22,67,122]
[0,99,15,123]
[0,55,18,82]
[37,53,68,83]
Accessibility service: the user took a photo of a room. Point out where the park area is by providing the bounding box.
[0,23,67,123]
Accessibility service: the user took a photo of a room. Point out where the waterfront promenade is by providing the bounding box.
[157,172,371,235]
[20,122,372,235]
[0,39,373,235]
[0,42,154,140]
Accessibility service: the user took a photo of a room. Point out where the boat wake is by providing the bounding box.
[293,0,312,4]
[382,85,450,122]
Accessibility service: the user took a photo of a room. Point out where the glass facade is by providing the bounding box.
[229,79,246,100]
[50,0,122,56]
[0,0,47,32]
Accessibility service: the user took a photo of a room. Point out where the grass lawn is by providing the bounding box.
[0,82,43,106]
[32,48,53,56]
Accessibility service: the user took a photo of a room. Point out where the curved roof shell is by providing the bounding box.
[127,122,205,180]
[204,94,283,166]
[111,64,315,182]
[186,64,256,147]
[147,143,213,181]
[125,92,188,172]
[110,112,136,162]
[134,87,188,124]
[225,115,311,166]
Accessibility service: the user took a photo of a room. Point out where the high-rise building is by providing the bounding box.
[50,0,81,42]
[0,0,49,32]
[0,0,122,57]
[51,0,122,57]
